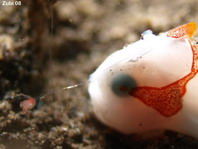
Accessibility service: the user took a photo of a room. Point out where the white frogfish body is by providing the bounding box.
[88,22,198,138]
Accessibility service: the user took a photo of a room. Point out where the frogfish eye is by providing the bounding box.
[111,73,137,97]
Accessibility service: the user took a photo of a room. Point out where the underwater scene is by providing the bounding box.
[0,0,198,148]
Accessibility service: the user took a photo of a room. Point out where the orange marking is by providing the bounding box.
[167,22,197,38]
[129,41,198,117]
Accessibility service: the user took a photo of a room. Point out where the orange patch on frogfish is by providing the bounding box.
[129,42,198,117]
[167,22,197,38]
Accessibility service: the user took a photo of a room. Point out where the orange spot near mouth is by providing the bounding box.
[129,42,198,117]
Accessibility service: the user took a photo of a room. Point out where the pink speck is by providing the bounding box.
[20,98,36,114]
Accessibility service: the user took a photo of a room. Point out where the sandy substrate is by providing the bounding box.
[0,0,198,148]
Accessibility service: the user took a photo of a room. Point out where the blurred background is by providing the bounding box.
[0,0,198,148]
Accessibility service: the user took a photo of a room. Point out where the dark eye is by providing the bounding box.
[111,73,137,97]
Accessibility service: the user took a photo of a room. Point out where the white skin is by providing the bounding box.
[88,30,198,138]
